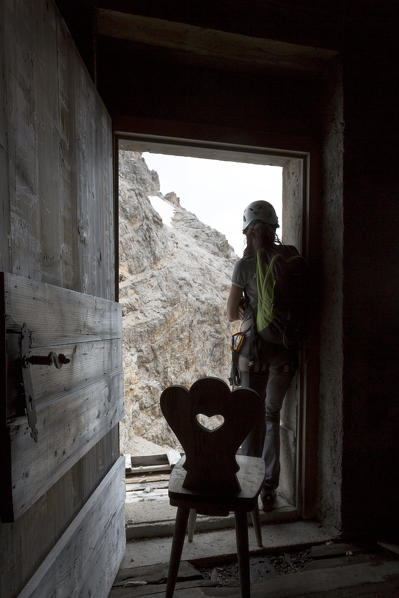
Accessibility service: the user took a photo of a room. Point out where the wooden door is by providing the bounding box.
[1,273,124,521]
[0,1,125,596]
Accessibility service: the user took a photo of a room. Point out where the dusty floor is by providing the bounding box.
[116,468,399,596]
[109,523,399,597]
[121,520,333,568]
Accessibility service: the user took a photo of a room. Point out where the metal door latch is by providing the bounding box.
[20,323,70,442]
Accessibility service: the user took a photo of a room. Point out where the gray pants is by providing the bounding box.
[239,343,297,491]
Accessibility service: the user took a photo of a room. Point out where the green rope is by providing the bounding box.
[256,252,279,333]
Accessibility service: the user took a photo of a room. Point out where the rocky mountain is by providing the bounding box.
[118,150,238,454]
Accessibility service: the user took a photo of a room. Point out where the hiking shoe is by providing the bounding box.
[260,489,276,512]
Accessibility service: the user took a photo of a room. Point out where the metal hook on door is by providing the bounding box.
[26,352,70,369]
[20,323,70,442]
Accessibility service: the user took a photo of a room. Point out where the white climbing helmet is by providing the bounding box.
[242,200,279,233]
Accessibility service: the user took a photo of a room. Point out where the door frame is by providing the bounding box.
[113,131,320,519]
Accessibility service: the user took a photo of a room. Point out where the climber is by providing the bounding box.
[226,200,307,511]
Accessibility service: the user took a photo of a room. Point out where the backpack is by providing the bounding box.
[228,246,308,387]
[256,246,309,349]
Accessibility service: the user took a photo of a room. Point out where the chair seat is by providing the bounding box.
[169,455,265,515]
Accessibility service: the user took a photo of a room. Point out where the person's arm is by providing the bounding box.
[227,284,244,322]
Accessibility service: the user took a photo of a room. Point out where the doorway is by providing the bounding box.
[115,134,313,535]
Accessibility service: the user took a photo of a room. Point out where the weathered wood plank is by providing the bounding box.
[4,272,121,346]
[74,66,114,300]
[6,337,122,417]
[0,145,10,273]
[131,454,169,467]
[304,553,377,571]
[5,3,35,278]
[1,426,119,598]
[9,371,124,518]
[131,464,172,475]
[310,542,364,559]
[2,272,123,520]
[0,5,9,273]
[57,16,79,293]
[125,480,169,491]
[5,2,115,297]
[378,540,399,556]
[18,456,126,598]
[29,339,121,405]
[97,10,337,73]
[114,561,201,586]
[36,0,62,287]
[109,580,210,598]
[95,97,115,301]
[0,272,14,522]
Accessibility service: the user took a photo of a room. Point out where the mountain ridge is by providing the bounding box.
[118,150,238,453]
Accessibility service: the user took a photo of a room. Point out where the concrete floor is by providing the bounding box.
[114,487,399,597]
[125,492,299,541]
[121,520,334,569]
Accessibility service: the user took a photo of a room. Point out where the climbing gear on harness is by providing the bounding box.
[229,331,245,387]
[242,201,279,233]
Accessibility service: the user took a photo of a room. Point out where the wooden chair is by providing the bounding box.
[160,377,265,598]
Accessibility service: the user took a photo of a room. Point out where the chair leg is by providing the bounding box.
[235,510,250,598]
[166,506,190,598]
[187,508,197,542]
[250,502,263,547]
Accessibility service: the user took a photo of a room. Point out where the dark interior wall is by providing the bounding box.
[53,1,399,537]
[341,40,399,535]
[98,39,323,139]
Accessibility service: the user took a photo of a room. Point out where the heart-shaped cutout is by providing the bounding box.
[196,413,224,432]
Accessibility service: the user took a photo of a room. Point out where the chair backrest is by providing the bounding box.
[160,377,263,495]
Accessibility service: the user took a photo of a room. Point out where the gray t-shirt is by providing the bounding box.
[231,255,257,324]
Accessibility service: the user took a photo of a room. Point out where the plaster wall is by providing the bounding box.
[279,159,304,507]
[282,159,303,252]
[318,58,344,530]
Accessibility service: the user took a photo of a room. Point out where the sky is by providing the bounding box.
[142,152,282,256]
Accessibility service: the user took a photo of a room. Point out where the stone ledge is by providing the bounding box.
[125,495,297,540]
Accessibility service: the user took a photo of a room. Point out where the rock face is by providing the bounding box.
[119,151,237,453]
